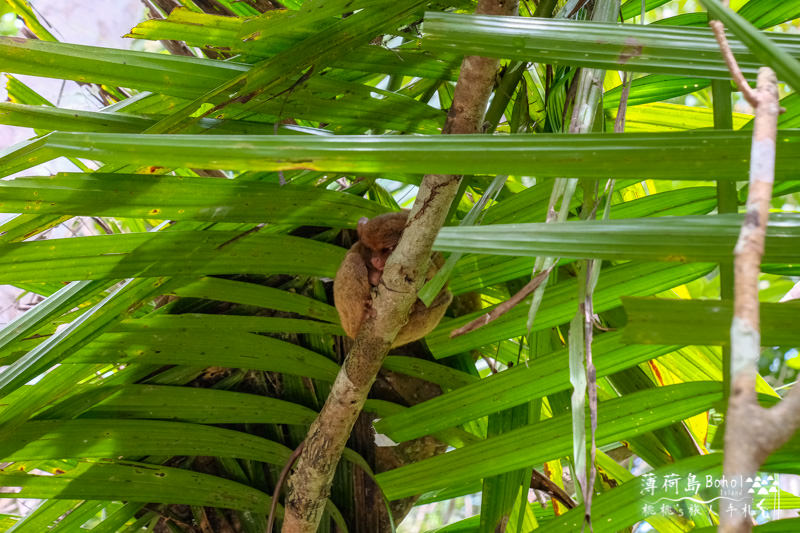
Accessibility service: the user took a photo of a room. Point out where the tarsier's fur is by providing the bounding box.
[333,211,452,347]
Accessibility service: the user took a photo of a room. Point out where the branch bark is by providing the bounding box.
[719,67,799,533]
[281,1,519,531]
[703,7,800,530]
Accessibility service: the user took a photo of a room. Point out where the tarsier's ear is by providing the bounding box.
[356,217,369,238]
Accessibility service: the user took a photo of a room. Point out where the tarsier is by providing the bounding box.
[334,211,452,347]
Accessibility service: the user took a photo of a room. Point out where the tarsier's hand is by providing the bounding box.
[333,211,452,347]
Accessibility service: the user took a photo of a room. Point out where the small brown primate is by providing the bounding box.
[334,211,452,347]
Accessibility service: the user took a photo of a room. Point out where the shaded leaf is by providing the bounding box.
[423,13,800,79]
[0,173,386,225]
[3,131,800,181]
[0,231,345,283]
[623,298,800,346]
[376,382,721,500]
[433,214,800,263]
[375,332,678,442]
[0,461,270,511]
[79,384,317,425]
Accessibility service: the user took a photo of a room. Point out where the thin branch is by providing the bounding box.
[267,442,305,532]
[708,20,758,107]
[613,72,632,133]
[530,469,577,510]
[480,353,499,374]
[449,268,551,338]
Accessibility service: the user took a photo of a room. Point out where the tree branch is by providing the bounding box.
[530,469,576,510]
[702,6,800,528]
[720,65,785,533]
[281,1,519,531]
[449,268,551,338]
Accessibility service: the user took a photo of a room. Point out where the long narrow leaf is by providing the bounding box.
[0,232,345,283]
[2,131,799,180]
[172,277,339,323]
[0,102,322,135]
[0,173,386,226]
[79,384,317,425]
[623,298,800,346]
[433,213,800,263]
[0,461,270,511]
[0,419,293,464]
[422,13,800,80]
[67,329,341,381]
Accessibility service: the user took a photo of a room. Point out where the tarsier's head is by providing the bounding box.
[357,211,409,274]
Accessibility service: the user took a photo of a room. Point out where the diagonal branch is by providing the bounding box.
[709,19,758,107]
[450,268,551,338]
[281,1,519,531]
